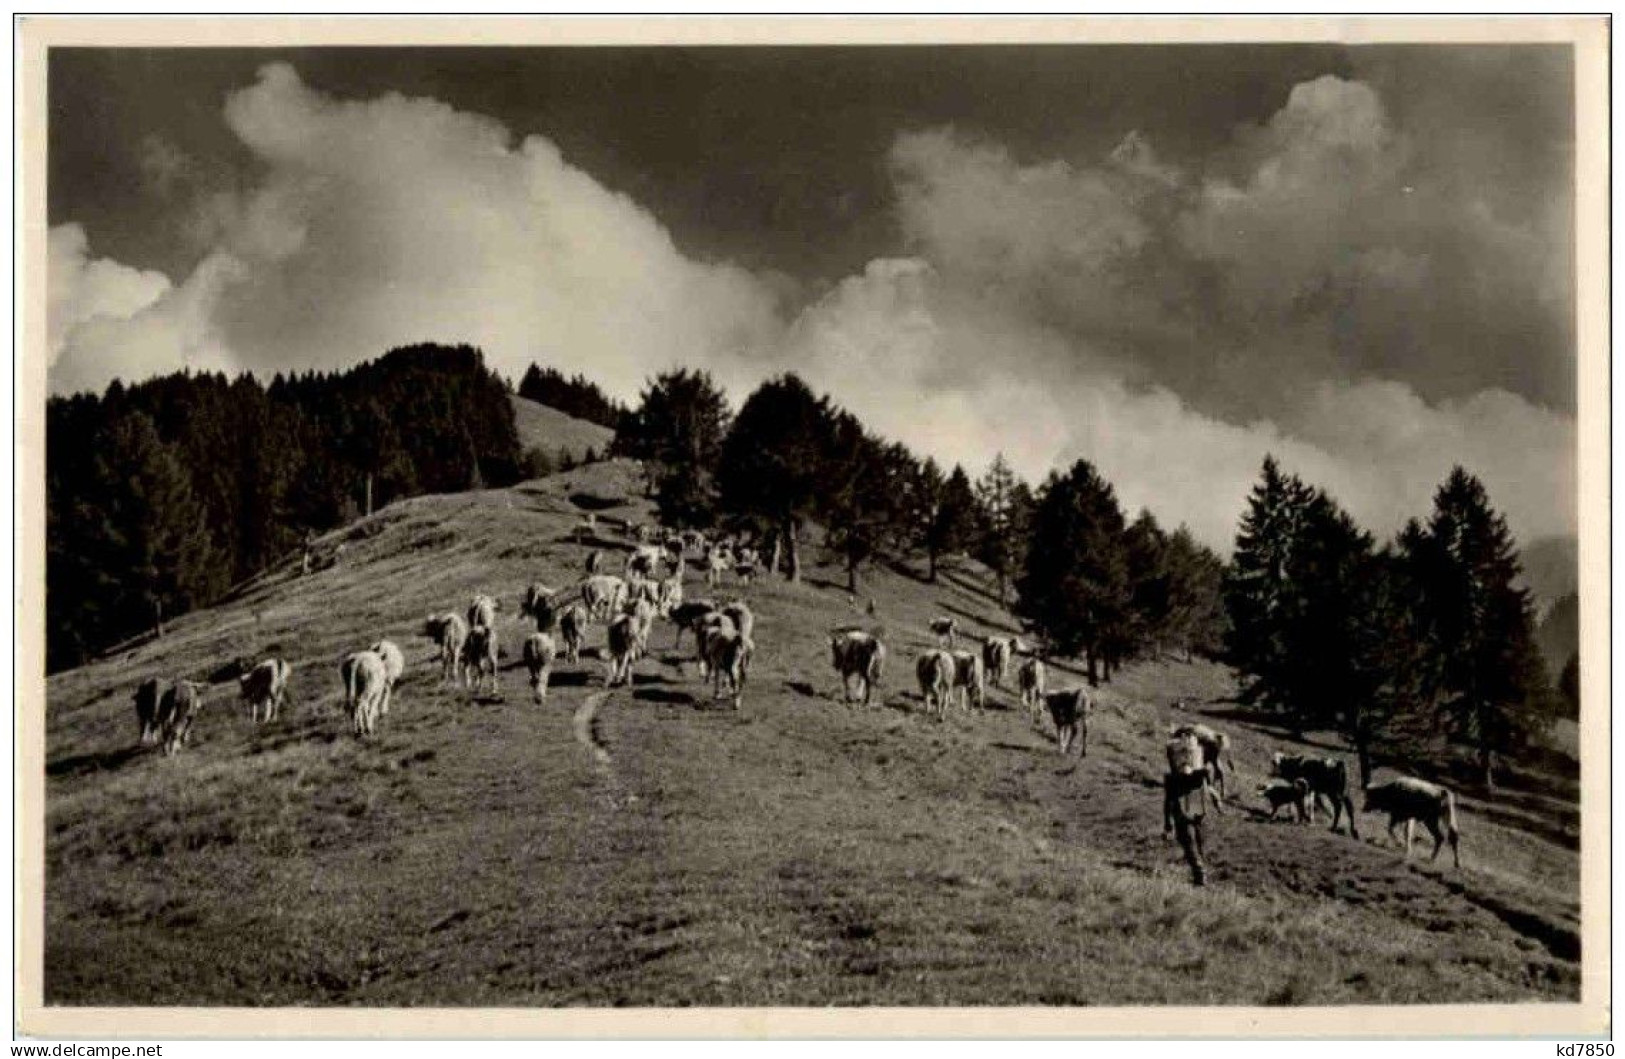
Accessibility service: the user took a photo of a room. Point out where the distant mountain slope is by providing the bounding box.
[508,394,615,464]
[42,461,1579,1007]
[1519,535,1579,616]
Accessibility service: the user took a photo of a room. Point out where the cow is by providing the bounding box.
[663,536,686,572]
[949,650,985,712]
[625,545,664,582]
[671,599,719,651]
[557,602,588,664]
[1271,752,1360,838]
[916,649,954,720]
[239,657,291,724]
[830,629,886,707]
[580,575,627,621]
[369,640,405,716]
[1170,723,1231,807]
[703,628,749,709]
[721,600,755,674]
[694,612,737,681]
[1017,657,1047,726]
[982,637,1015,689]
[1259,778,1312,822]
[1363,776,1461,869]
[628,578,662,609]
[463,624,499,697]
[151,680,203,756]
[467,593,499,633]
[929,616,957,649]
[624,597,656,661]
[1044,687,1091,756]
[133,678,165,746]
[705,546,732,588]
[733,560,758,585]
[340,651,389,737]
[519,583,558,632]
[424,612,469,686]
[605,614,639,687]
[656,575,683,617]
[521,632,557,704]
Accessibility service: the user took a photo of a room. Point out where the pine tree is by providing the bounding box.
[1015,460,1131,684]
[1161,526,1227,662]
[1406,468,1555,788]
[1122,510,1171,660]
[1224,456,1315,715]
[930,466,979,581]
[716,374,836,583]
[620,369,732,529]
[974,453,1032,605]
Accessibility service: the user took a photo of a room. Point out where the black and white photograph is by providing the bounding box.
[17,16,1609,1038]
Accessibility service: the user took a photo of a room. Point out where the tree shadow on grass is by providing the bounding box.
[47,745,146,778]
[632,687,699,707]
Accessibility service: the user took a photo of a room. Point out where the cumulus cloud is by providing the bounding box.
[50,63,786,402]
[48,63,1575,549]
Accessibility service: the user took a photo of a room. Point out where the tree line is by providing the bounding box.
[614,370,1558,787]
[47,344,523,672]
[612,369,1230,670]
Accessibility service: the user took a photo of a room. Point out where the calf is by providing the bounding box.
[721,600,755,676]
[1044,687,1091,757]
[949,650,985,711]
[1363,776,1461,869]
[239,657,291,724]
[152,680,203,756]
[703,628,749,709]
[521,632,556,704]
[520,583,558,632]
[1272,752,1360,837]
[670,599,719,652]
[916,649,954,720]
[424,612,469,686]
[830,629,886,708]
[929,616,958,649]
[605,614,639,687]
[694,612,737,680]
[1259,778,1311,822]
[467,593,499,633]
[341,651,389,737]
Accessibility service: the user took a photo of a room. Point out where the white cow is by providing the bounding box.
[369,639,405,716]
[424,612,469,686]
[341,651,389,737]
[521,632,557,704]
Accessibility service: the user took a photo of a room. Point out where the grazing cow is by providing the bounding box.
[1259,778,1312,822]
[949,650,985,711]
[557,602,588,664]
[463,625,499,697]
[656,575,683,617]
[580,575,627,621]
[1044,687,1091,756]
[830,629,886,707]
[1170,723,1231,807]
[625,545,664,582]
[703,628,749,709]
[705,546,732,588]
[520,583,558,632]
[369,640,405,716]
[521,632,556,704]
[1272,752,1360,838]
[133,678,165,746]
[467,593,498,633]
[1364,776,1461,869]
[1163,729,1215,885]
[671,599,719,651]
[424,612,469,686]
[239,658,291,724]
[916,649,954,720]
[929,616,957,649]
[663,536,686,571]
[982,637,1015,689]
[340,651,389,737]
[153,680,203,756]
[585,549,603,575]
[1017,657,1047,726]
[605,614,639,687]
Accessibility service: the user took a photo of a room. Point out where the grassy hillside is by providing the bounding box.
[43,460,1580,1006]
[508,394,615,463]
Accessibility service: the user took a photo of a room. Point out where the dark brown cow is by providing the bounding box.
[1364,776,1461,869]
[1271,752,1360,837]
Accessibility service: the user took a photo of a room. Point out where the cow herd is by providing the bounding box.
[122,521,1466,877]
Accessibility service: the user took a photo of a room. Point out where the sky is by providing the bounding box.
[46,45,1577,552]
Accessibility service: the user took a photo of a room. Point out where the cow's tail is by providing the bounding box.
[345,659,360,721]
